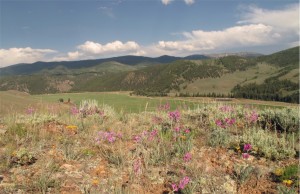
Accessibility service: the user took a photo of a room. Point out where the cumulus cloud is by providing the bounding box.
[162,0,194,5]
[184,0,195,5]
[0,47,56,67]
[156,3,299,54]
[157,24,280,53]
[238,4,299,35]
[77,40,140,55]
[161,0,173,5]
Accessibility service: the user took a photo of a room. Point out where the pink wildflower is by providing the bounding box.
[243,143,252,152]
[242,153,250,159]
[174,126,181,133]
[171,183,178,191]
[169,110,181,122]
[183,152,192,162]
[179,176,190,189]
[133,158,142,175]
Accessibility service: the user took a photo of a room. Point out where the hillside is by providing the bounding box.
[0,46,298,103]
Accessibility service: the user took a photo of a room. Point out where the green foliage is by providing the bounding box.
[231,79,299,103]
[208,128,231,147]
[279,164,299,182]
[257,46,299,67]
[241,127,296,160]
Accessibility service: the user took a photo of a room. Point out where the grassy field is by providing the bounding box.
[179,63,279,94]
[33,92,197,113]
[0,90,297,116]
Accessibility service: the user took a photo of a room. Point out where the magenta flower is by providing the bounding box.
[174,126,181,133]
[133,158,142,175]
[243,143,252,152]
[219,105,234,112]
[148,129,158,141]
[70,106,79,115]
[179,176,190,189]
[183,152,192,162]
[171,183,178,191]
[184,128,191,133]
[158,102,170,111]
[242,153,250,159]
[169,110,181,122]
[133,135,142,143]
[215,119,225,128]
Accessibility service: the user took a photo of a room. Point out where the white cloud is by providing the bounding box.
[161,0,173,5]
[238,4,299,35]
[184,0,194,5]
[77,40,140,55]
[162,0,194,5]
[0,47,56,67]
[156,3,299,54]
[157,24,280,53]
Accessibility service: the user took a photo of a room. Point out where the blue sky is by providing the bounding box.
[0,0,299,67]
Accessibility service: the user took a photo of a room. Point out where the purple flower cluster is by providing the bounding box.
[133,158,142,175]
[183,152,192,162]
[172,176,190,191]
[245,111,259,123]
[157,102,170,112]
[215,118,236,128]
[219,105,234,113]
[169,110,181,122]
[70,106,79,115]
[242,143,252,159]
[96,131,122,143]
[133,129,159,143]
[243,143,252,152]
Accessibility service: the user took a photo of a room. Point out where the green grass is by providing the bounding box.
[34,92,196,113]
[179,63,279,94]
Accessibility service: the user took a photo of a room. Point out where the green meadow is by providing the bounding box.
[33,92,197,113]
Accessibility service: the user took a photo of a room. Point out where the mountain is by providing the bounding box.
[0,47,298,103]
[0,55,182,76]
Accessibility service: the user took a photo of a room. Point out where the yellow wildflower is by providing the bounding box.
[180,135,186,140]
[92,179,99,186]
[66,125,78,130]
[274,168,284,176]
[282,179,293,186]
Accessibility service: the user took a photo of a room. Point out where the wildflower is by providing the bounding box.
[171,183,178,191]
[184,128,190,133]
[169,110,181,122]
[133,158,142,175]
[70,106,79,115]
[133,135,142,143]
[180,135,186,140]
[246,111,259,123]
[283,179,293,186]
[215,119,225,128]
[174,126,181,133]
[158,102,170,111]
[66,125,78,130]
[183,152,192,162]
[178,176,190,189]
[242,153,250,159]
[219,105,234,112]
[148,129,158,141]
[274,168,284,176]
[92,179,99,186]
[26,107,35,115]
[243,143,252,152]
[225,118,236,125]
